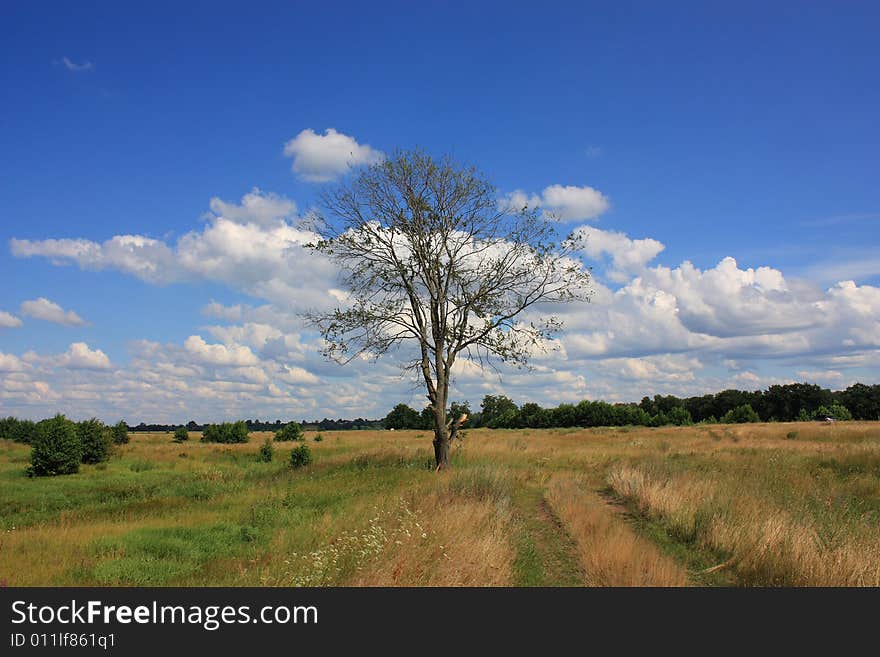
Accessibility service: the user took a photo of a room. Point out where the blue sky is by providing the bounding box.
[1,2,878,422]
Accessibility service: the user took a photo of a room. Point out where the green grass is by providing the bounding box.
[91,523,260,584]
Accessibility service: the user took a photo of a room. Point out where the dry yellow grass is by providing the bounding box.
[606,464,715,543]
[545,476,690,586]
[606,458,880,586]
[351,492,515,586]
[704,497,880,586]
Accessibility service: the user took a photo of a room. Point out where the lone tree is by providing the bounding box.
[307,150,591,469]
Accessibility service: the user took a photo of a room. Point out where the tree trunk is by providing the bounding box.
[432,371,450,469]
[433,426,450,470]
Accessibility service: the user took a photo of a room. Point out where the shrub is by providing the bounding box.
[314,433,323,442]
[786,430,798,440]
[650,411,670,427]
[230,420,249,442]
[289,444,312,469]
[201,421,249,443]
[258,439,274,463]
[28,414,82,476]
[111,421,129,445]
[173,427,189,443]
[78,418,111,464]
[722,404,760,424]
[274,421,303,442]
[814,404,853,421]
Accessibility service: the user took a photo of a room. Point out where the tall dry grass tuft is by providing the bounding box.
[351,468,516,586]
[706,498,880,586]
[545,476,689,586]
[607,462,880,586]
[606,464,714,543]
[351,494,514,586]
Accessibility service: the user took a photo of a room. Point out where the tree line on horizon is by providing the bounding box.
[382,382,880,430]
[112,418,385,433]
[1,383,878,444]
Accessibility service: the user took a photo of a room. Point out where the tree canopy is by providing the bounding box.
[307,150,591,467]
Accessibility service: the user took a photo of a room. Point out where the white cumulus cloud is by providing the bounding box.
[0,352,28,372]
[20,298,88,326]
[11,191,339,313]
[283,128,384,182]
[0,311,23,328]
[184,335,260,367]
[208,188,297,227]
[58,343,112,370]
[575,226,665,280]
[502,184,609,222]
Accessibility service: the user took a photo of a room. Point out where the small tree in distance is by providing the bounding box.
[111,421,129,445]
[480,395,518,427]
[28,414,82,476]
[383,404,423,430]
[289,444,312,469]
[814,403,853,421]
[274,421,303,442]
[722,404,760,424]
[258,438,274,462]
[78,418,111,464]
[173,426,189,443]
[201,421,249,443]
[307,150,591,469]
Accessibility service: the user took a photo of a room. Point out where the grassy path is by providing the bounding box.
[597,490,735,587]
[511,481,584,586]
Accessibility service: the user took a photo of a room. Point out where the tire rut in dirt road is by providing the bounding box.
[512,483,584,586]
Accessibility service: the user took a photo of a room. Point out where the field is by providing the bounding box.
[2,422,880,587]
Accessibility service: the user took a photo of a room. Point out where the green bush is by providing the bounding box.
[289,444,312,469]
[258,439,274,463]
[201,421,249,443]
[111,421,129,445]
[722,404,760,424]
[173,426,189,443]
[650,411,670,427]
[314,433,323,442]
[78,418,111,464]
[814,404,853,421]
[274,421,303,442]
[201,424,219,443]
[28,414,83,476]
